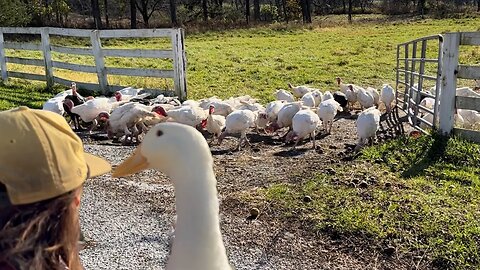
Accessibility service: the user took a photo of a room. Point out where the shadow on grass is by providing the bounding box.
[400,134,448,178]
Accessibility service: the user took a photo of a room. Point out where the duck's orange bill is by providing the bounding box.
[112,148,149,177]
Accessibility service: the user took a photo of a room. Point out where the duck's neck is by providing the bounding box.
[167,159,230,270]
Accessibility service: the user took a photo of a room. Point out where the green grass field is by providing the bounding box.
[1,15,480,268]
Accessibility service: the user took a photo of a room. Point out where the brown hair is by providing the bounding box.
[0,186,83,270]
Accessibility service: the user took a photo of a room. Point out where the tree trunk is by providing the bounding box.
[305,0,311,23]
[342,0,346,13]
[348,0,352,23]
[202,0,208,21]
[91,0,102,29]
[478,0,480,11]
[169,0,178,26]
[130,0,137,28]
[104,0,109,28]
[253,0,260,21]
[300,0,307,22]
[246,0,250,23]
[417,0,426,18]
[282,0,288,22]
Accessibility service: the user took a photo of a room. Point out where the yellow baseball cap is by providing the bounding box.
[0,106,111,205]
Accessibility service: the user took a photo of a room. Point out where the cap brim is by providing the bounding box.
[84,153,111,178]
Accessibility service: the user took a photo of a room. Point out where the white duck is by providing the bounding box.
[317,99,343,134]
[218,109,256,150]
[112,123,232,270]
[355,107,381,151]
[285,109,320,149]
[380,84,395,113]
[275,89,295,102]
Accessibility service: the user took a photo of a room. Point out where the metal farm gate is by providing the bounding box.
[395,35,443,134]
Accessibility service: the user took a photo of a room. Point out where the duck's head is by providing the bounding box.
[112,123,210,178]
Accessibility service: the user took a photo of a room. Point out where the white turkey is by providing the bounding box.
[275,89,295,102]
[165,105,209,129]
[285,109,320,149]
[380,84,395,113]
[267,102,303,135]
[356,86,375,110]
[317,99,343,134]
[366,87,380,107]
[322,91,334,101]
[206,105,226,144]
[71,97,114,133]
[355,107,381,151]
[288,83,312,98]
[336,77,360,94]
[106,103,167,144]
[265,100,286,122]
[301,92,316,108]
[345,85,358,111]
[218,109,257,150]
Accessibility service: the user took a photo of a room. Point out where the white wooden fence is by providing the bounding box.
[439,32,480,143]
[0,27,187,100]
[396,31,480,143]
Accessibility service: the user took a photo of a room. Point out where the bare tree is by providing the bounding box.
[202,0,208,21]
[135,0,162,27]
[104,0,109,28]
[246,0,250,23]
[348,0,352,23]
[253,0,260,21]
[169,0,178,25]
[130,0,137,28]
[91,0,102,29]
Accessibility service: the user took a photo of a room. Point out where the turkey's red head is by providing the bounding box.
[152,106,168,117]
[71,82,77,95]
[201,119,208,129]
[208,105,215,115]
[63,99,74,111]
[114,91,122,102]
[98,112,110,122]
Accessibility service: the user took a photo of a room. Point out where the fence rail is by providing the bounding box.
[0,27,187,100]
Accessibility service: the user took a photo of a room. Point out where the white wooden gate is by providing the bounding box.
[0,27,187,100]
[395,35,443,133]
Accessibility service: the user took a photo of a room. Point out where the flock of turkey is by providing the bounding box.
[41,78,399,151]
[42,78,480,152]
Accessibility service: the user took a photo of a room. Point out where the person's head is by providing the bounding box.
[0,106,111,270]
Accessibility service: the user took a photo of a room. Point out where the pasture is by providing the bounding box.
[1,15,480,269]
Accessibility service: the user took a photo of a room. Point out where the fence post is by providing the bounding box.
[40,27,54,89]
[438,32,460,136]
[90,30,108,94]
[0,29,8,82]
[172,28,187,101]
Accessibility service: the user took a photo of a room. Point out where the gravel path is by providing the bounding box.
[78,110,410,269]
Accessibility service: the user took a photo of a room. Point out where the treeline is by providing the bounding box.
[0,0,479,29]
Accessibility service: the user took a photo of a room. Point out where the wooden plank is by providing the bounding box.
[103,48,173,59]
[52,61,97,73]
[99,29,173,38]
[172,28,187,101]
[48,27,91,37]
[3,42,42,51]
[51,45,91,55]
[456,96,480,111]
[90,30,108,93]
[457,65,480,80]
[453,128,480,144]
[8,71,45,81]
[106,67,174,78]
[41,28,53,88]
[439,32,460,136]
[0,27,42,35]
[5,57,43,66]
[460,32,480,46]
[0,30,8,81]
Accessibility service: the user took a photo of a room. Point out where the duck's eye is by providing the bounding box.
[156,130,164,137]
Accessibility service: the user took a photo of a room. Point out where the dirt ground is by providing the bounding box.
[80,108,418,269]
